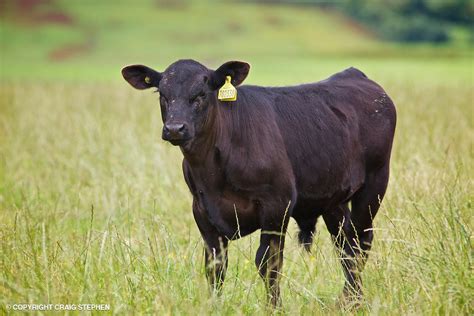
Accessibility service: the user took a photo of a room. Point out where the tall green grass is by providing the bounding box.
[0,62,472,314]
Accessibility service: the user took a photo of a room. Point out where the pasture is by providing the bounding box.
[0,0,473,314]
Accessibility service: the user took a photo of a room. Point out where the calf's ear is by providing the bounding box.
[121,64,162,90]
[210,61,250,89]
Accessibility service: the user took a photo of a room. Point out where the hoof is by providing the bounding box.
[336,287,363,310]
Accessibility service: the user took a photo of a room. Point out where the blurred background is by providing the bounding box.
[1,0,472,83]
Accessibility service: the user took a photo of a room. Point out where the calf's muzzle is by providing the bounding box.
[162,122,189,143]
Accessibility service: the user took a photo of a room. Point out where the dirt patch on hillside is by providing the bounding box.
[48,38,94,62]
[1,0,97,61]
[1,0,74,25]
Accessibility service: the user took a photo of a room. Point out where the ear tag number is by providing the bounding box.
[218,76,237,102]
[144,76,151,84]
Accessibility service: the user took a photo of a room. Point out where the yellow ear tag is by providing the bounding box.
[218,76,237,102]
[144,76,151,84]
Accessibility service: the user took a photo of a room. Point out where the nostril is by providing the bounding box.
[164,123,186,135]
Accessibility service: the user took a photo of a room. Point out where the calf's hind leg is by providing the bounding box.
[324,165,390,299]
[323,204,360,297]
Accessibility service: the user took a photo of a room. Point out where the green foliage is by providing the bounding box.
[424,0,474,23]
[381,13,449,42]
[258,0,473,43]
[338,0,473,43]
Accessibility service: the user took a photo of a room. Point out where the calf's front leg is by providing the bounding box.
[255,200,291,307]
[193,200,228,293]
[203,237,228,293]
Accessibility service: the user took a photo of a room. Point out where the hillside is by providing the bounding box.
[1,0,472,82]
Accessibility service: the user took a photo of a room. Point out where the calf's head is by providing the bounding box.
[122,59,250,146]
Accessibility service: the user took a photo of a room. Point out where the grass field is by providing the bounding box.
[1,0,473,314]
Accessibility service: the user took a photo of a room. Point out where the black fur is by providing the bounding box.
[122,60,396,306]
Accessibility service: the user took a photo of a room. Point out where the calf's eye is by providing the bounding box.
[191,92,206,107]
